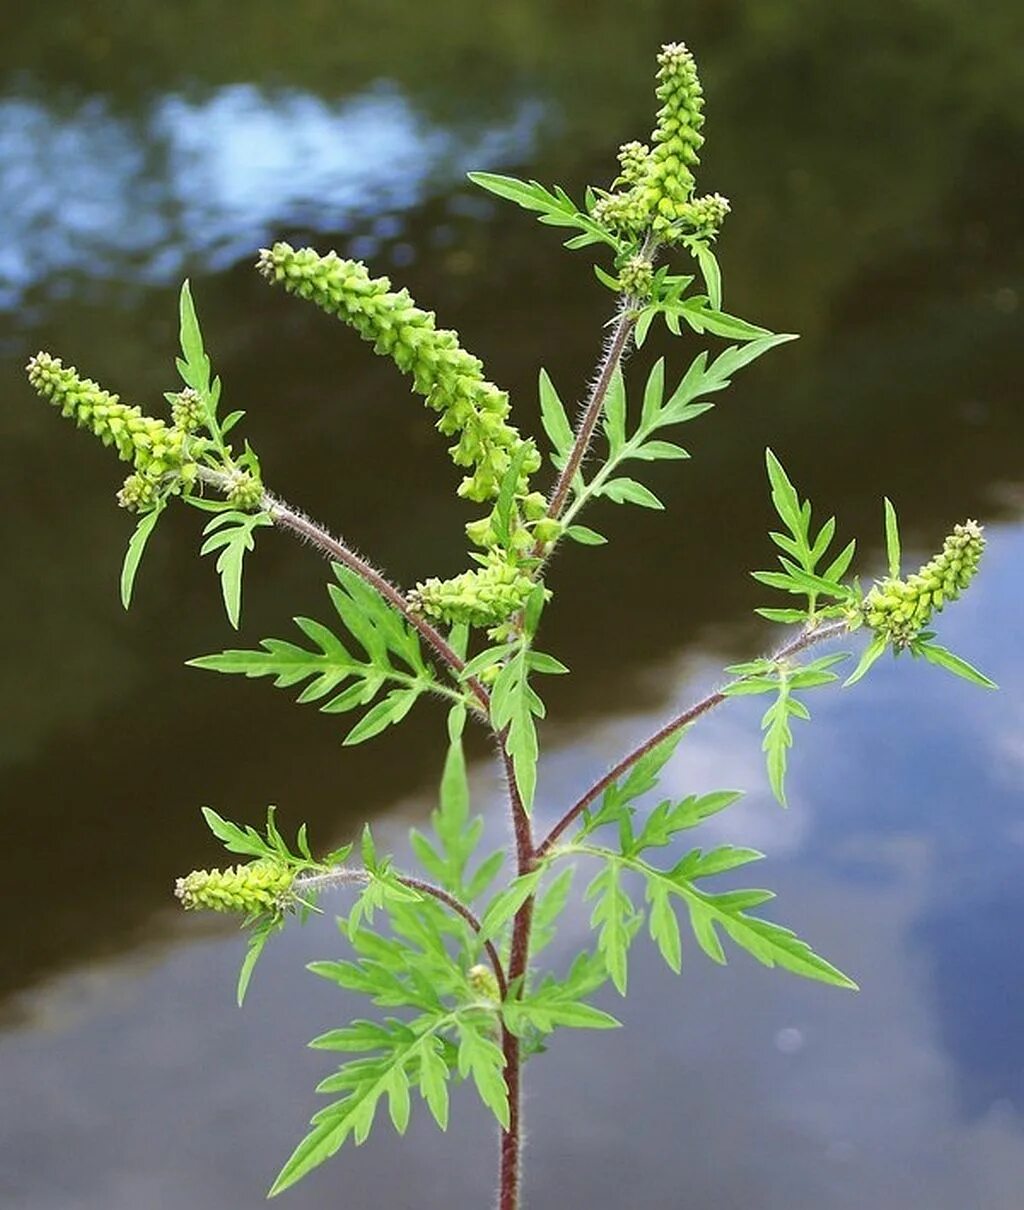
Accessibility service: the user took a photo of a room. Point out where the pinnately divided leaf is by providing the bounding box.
[270,1013,461,1196]
[188,564,458,741]
[571,845,855,991]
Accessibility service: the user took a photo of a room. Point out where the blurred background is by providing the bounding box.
[1,2,1022,1206]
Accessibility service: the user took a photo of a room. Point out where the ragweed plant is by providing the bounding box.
[27,42,994,1209]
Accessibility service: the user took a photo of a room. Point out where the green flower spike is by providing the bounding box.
[27,352,190,480]
[591,42,712,243]
[862,521,985,648]
[410,556,536,628]
[175,859,295,915]
[256,243,539,504]
[645,41,705,232]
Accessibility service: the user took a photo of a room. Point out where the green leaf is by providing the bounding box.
[344,687,419,745]
[538,368,574,459]
[504,979,620,1034]
[237,916,283,1006]
[269,1116,350,1196]
[189,572,446,738]
[631,439,690,461]
[178,280,211,394]
[883,497,901,578]
[640,358,665,427]
[120,504,164,609]
[468,172,566,215]
[479,870,543,941]
[915,641,997,689]
[490,646,544,812]
[647,881,682,972]
[467,172,617,252]
[532,867,574,955]
[585,847,858,990]
[765,449,802,535]
[678,298,770,341]
[199,510,274,629]
[492,444,532,548]
[585,862,635,995]
[456,1020,509,1128]
[418,1040,451,1131]
[565,524,607,545]
[598,478,664,510]
[691,241,722,310]
[602,365,627,455]
[844,634,887,686]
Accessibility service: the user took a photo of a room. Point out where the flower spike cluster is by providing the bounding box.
[27,353,195,511]
[592,42,728,245]
[256,243,540,505]
[257,241,555,627]
[646,41,707,230]
[175,860,295,915]
[410,555,537,629]
[861,521,985,648]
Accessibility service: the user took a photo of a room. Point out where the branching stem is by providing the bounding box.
[295,867,507,999]
[536,619,849,858]
[194,467,490,712]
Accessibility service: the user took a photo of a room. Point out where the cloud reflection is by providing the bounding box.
[0,83,545,308]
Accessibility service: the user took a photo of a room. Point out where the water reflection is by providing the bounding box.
[0,84,544,309]
[1,529,1021,1208]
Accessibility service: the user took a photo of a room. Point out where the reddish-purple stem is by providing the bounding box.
[536,620,848,859]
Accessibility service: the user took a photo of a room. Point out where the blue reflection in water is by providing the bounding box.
[1,527,1020,1208]
[0,83,545,309]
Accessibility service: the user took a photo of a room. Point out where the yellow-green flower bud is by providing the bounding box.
[170,387,205,433]
[175,859,295,915]
[592,188,652,235]
[615,141,652,187]
[256,243,539,504]
[28,353,191,480]
[861,521,985,648]
[618,254,655,298]
[521,492,549,522]
[644,42,705,231]
[117,471,160,512]
[674,192,730,240]
[410,555,535,628]
[531,518,563,545]
[468,963,500,1002]
[225,470,264,511]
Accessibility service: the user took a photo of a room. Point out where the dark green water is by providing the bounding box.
[1,3,1022,1206]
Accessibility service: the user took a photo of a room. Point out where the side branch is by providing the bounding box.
[536,620,849,858]
[295,867,507,1000]
[194,467,489,712]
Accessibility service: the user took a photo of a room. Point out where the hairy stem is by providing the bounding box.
[194,467,489,712]
[537,619,849,858]
[295,867,507,999]
[497,744,536,1210]
[545,305,637,521]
